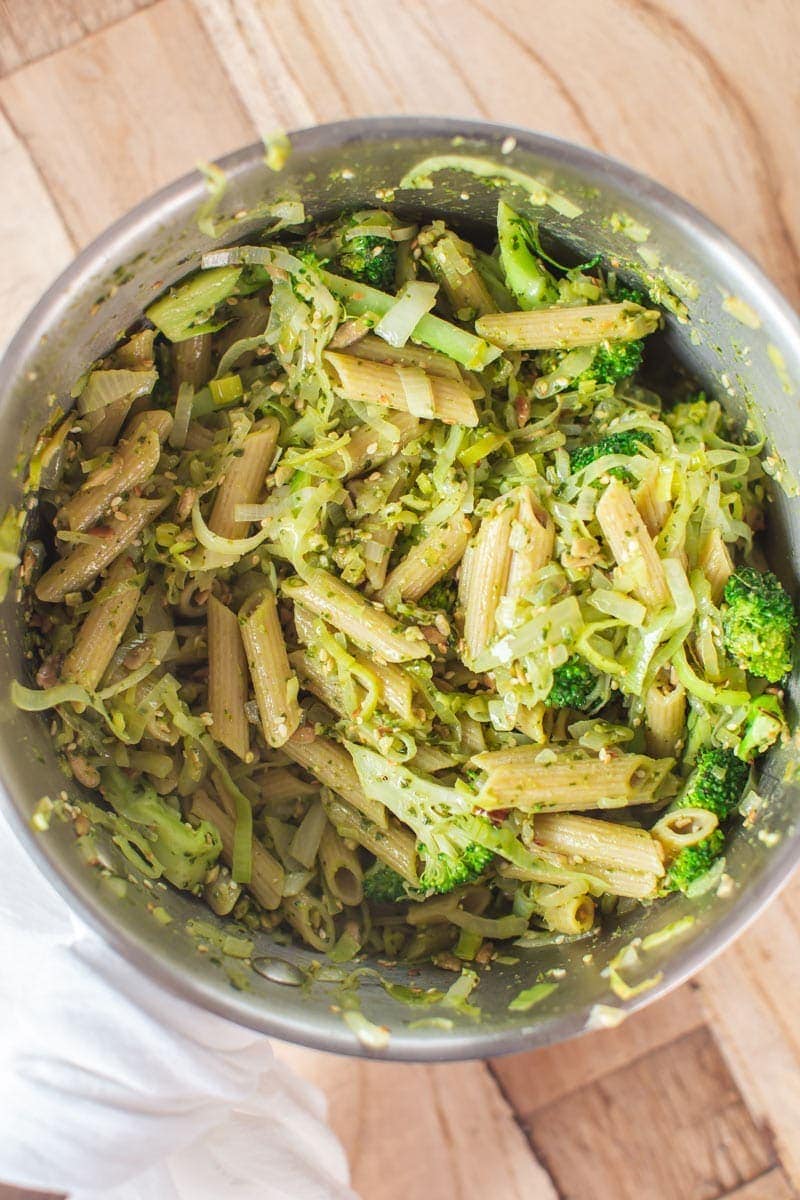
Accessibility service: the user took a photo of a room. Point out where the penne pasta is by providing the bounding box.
[473,746,676,812]
[207,595,250,761]
[644,670,687,759]
[208,417,278,540]
[459,492,517,665]
[540,893,596,935]
[173,333,212,387]
[322,793,419,886]
[418,224,497,319]
[318,822,364,906]
[651,806,719,861]
[380,512,471,605]
[36,497,168,603]
[325,350,479,426]
[532,812,665,876]
[327,411,421,479]
[283,730,388,829]
[59,410,172,533]
[475,302,660,350]
[283,567,429,663]
[504,486,554,603]
[280,890,336,951]
[239,589,301,748]
[350,332,470,386]
[190,788,284,910]
[596,478,670,610]
[60,556,141,692]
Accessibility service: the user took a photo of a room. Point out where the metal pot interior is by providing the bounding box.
[1,117,799,1060]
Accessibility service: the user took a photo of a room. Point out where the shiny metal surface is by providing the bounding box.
[1,117,798,1061]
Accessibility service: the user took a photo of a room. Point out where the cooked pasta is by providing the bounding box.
[14,194,795,971]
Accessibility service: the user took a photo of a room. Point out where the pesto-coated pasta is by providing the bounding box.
[16,196,791,968]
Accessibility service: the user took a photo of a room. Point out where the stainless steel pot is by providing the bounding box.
[1,117,798,1060]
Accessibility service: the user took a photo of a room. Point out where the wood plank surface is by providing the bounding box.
[0,0,158,76]
[0,2,799,1199]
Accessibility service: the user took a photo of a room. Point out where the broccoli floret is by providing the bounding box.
[722,566,797,682]
[570,429,654,480]
[349,743,496,896]
[673,747,749,820]
[362,862,408,903]
[612,283,647,305]
[667,827,725,893]
[101,767,221,891]
[422,577,458,612]
[588,340,644,385]
[736,693,788,761]
[338,236,397,290]
[546,655,600,712]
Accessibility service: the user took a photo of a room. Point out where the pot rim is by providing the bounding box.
[2,114,799,1060]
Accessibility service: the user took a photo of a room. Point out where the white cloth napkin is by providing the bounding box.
[0,808,358,1200]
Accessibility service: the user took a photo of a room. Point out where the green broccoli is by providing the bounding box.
[349,743,496,896]
[612,283,647,306]
[101,767,221,891]
[570,429,654,480]
[673,746,749,820]
[546,655,600,712]
[667,827,725,893]
[736,693,788,761]
[338,235,397,290]
[589,340,645,385]
[362,862,408,903]
[722,566,798,682]
[421,577,458,612]
[497,200,558,310]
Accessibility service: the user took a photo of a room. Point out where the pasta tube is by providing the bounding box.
[459,493,516,665]
[325,351,479,427]
[207,595,250,761]
[322,793,419,886]
[59,410,171,532]
[504,487,554,602]
[532,812,665,876]
[190,788,284,910]
[280,890,336,951]
[651,806,719,861]
[60,556,141,692]
[596,478,670,610]
[283,568,429,663]
[473,746,675,811]
[319,822,364,906]
[379,512,471,605]
[36,497,168,603]
[283,730,388,829]
[475,302,659,350]
[644,671,687,759]
[208,417,278,539]
[327,412,421,479]
[350,333,470,385]
[239,589,300,748]
[540,894,596,935]
[418,225,497,318]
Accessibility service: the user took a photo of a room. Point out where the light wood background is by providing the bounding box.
[1,2,799,1198]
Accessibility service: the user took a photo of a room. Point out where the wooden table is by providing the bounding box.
[1,2,798,1197]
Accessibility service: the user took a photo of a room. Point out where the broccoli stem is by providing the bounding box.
[497,200,558,310]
